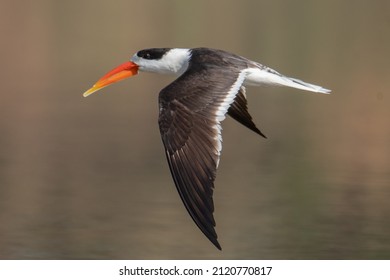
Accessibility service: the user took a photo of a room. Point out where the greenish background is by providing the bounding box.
[0,0,389,259]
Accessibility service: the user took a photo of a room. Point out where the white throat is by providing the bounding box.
[131,48,191,76]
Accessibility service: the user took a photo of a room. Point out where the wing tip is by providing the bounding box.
[255,128,267,139]
[212,239,222,250]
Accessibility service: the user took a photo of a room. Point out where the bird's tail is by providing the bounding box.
[281,76,331,94]
[245,67,331,94]
[280,76,331,94]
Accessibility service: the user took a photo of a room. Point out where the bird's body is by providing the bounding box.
[84,47,331,250]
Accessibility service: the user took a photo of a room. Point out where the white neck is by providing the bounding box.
[131,48,191,76]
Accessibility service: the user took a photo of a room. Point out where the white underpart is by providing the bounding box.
[244,67,331,94]
[213,70,247,167]
[131,48,191,75]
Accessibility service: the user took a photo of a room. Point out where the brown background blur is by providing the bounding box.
[0,0,389,259]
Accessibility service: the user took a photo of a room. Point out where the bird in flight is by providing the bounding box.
[83,47,331,250]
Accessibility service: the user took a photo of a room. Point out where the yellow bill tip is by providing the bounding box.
[83,85,103,97]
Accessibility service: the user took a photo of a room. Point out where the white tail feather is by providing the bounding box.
[280,76,331,93]
[245,67,331,94]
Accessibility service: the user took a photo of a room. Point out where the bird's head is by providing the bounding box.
[83,48,190,97]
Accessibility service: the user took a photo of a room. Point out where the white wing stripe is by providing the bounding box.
[215,70,247,122]
[213,70,247,167]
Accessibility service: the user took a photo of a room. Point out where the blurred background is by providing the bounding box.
[0,0,389,259]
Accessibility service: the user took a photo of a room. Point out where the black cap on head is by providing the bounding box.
[136,48,171,60]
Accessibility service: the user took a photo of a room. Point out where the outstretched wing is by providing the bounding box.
[158,66,247,250]
[227,86,266,138]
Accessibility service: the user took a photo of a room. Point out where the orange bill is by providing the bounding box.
[83,61,139,97]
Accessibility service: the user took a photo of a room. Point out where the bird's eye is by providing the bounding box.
[139,52,152,59]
